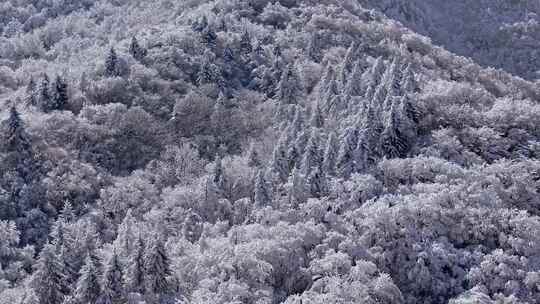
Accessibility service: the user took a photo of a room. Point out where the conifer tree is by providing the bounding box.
[301,129,322,177]
[105,47,119,77]
[113,209,136,260]
[338,41,358,85]
[2,106,36,183]
[39,74,52,112]
[343,60,364,97]
[124,235,145,294]
[381,102,409,159]
[310,101,324,128]
[52,75,68,111]
[322,132,338,176]
[31,243,66,304]
[239,30,253,57]
[26,77,37,107]
[307,166,327,199]
[275,63,303,106]
[182,212,203,243]
[364,57,385,100]
[336,127,357,179]
[247,142,261,168]
[129,36,147,61]
[100,250,124,304]
[144,236,172,296]
[269,132,290,183]
[289,106,304,138]
[401,63,419,94]
[74,254,100,304]
[287,167,306,207]
[254,170,272,207]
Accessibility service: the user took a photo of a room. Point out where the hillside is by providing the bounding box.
[360,0,540,80]
[0,1,540,304]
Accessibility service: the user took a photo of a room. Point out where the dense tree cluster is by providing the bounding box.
[0,0,540,304]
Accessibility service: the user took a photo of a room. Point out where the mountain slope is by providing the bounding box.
[360,0,540,80]
[0,1,540,304]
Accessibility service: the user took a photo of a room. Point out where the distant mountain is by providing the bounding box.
[360,0,540,80]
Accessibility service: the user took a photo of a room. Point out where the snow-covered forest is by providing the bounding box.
[0,0,540,303]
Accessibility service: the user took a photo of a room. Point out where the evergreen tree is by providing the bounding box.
[247,142,261,168]
[2,106,36,183]
[343,60,364,97]
[124,235,145,294]
[381,102,409,159]
[364,57,385,100]
[39,74,52,112]
[113,209,136,260]
[401,63,419,94]
[144,236,172,296]
[26,77,37,107]
[239,30,253,56]
[275,63,303,106]
[307,166,327,199]
[353,131,372,173]
[105,47,119,77]
[301,129,322,177]
[310,101,324,128]
[338,41,358,85]
[254,170,272,207]
[336,127,357,179]
[31,243,66,304]
[322,132,338,176]
[100,250,124,304]
[322,75,340,114]
[182,212,203,243]
[74,254,100,304]
[289,106,305,138]
[269,132,290,183]
[129,36,147,61]
[287,167,306,207]
[52,75,68,111]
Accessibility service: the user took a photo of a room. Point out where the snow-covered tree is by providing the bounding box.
[74,254,100,304]
[105,47,119,77]
[143,236,172,296]
[322,132,338,176]
[100,250,124,304]
[253,170,272,208]
[129,36,147,61]
[31,243,66,304]
[124,235,145,294]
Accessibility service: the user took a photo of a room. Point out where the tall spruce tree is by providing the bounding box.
[100,250,124,304]
[254,170,272,208]
[144,236,172,296]
[322,132,338,176]
[105,47,119,77]
[124,235,145,294]
[301,129,322,177]
[26,77,37,107]
[39,74,52,112]
[381,102,409,159]
[31,243,66,304]
[74,254,100,304]
[52,75,68,111]
[129,36,147,61]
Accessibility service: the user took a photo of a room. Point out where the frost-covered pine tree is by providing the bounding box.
[322,132,338,176]
[26,77,37,107]
[364,57,385,100]
[74,254,100,304]
[269,131,290,183]
[276,63,303,107]
[254,170,272,207]
[338,41,359,85]
[343,60,364,97]
[307,166,327,198]
[124,235,145,294]
[287,167,306,207]
[401,63,419,94]
[129,36,147,61]
[310,101,324,129]
[301,129,322,177]
[247,142,261,168]
[105,47,119,77]
[182,211,203,243]
[3,106,36,183]
[39,74,52,112]
[113,209,136,260]
[381,101,409,159]
[239,30,253,57]
[336,127,357,179]
[143,236,172,296]
[31,243,66,304]
[52,75,68,111]
[100,250,124,304]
